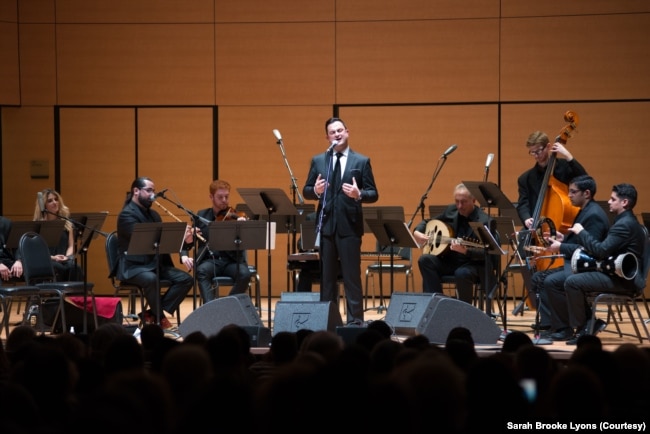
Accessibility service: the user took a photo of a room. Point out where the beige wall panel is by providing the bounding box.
[0,0,17,20]
[0,22,20,105]
[336,20,499,104]
[55,0,214,23]
[17,0,54,22]
[215,23,335,105]
[500,14,650,101]
[19,24,57,105]
[1,107,54,216]
[218,105,335,296]
[136,107,214,218]
[337,0,499,20]
[59,108,135,294]
[216,0,333,22]
[57,24,215,106]
[499,103,650,215]
[502,0,650,17]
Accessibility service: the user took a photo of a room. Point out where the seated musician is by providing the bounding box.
[547,183,646,345]
[412,183,498,305]
[527,175,609,339]
[180,179,251,303]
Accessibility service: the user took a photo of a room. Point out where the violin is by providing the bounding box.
[216,207,248,221]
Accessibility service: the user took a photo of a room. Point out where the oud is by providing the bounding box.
[422,219,485,256]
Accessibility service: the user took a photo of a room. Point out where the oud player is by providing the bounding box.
[413,183,498,305]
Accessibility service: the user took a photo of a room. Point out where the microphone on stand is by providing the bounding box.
[155,189,169,199]
[441,144,458,158]
[37,192,46,216]
[273,129,283,144]
[484,153,495,181]
[327,140,339,153]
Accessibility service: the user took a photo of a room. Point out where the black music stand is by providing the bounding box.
[469,222,507,329]
[69,212,108,334]
[365,218,419,313]
[259,203,315,290]
[6,221,66,250]
[362,207,405,312]
[208,220,268,311]
[463,181,516,217]
[126,222,187,328]
[238,187,296,327]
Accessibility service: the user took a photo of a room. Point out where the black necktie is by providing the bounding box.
[332,152,342,192]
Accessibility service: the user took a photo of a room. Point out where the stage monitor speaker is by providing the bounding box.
[178,294,263,339]
[384,292,435,335]
[415,296,502,344]
[273,301,342,334]
[280,291,320,302]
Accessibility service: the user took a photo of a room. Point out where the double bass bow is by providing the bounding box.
[524,110,581,271]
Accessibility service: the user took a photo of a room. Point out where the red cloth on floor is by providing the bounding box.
[68,296,120,319]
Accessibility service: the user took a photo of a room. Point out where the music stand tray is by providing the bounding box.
[5,221,41,249]
[462,181,516,215]
[6,220,66,249]
[237,188,298,218]
[207,220,269,252]
[70,212,109,249]
[362,206,405,235]
[126,222,187,256]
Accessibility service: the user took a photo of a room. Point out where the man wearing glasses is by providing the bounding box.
[516,131,588,230]
[116,176,194,331]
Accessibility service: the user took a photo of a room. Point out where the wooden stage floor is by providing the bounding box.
[2,293,649,358]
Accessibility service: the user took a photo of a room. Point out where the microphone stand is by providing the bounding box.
[315,147,336,249]
[159,193,208,311]
[406,155,452,229]
[275,134,305,290]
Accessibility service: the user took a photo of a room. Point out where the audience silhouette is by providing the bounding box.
[1,321,647,433]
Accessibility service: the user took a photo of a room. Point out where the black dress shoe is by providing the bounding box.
[593,318,607,334]
[550,327,574,341]
[530,323,551,331]
[566,329,588,346]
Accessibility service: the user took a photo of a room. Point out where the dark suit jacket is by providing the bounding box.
[302,148,378,237]
[558,199,609,260]
[116,201,175,281]
[576,209,646,291]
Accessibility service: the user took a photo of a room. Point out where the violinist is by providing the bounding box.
[528,175,609,339]
[516,131,588,230]
[180,179,251,303]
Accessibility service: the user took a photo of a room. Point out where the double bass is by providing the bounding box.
[525,110,581,272]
